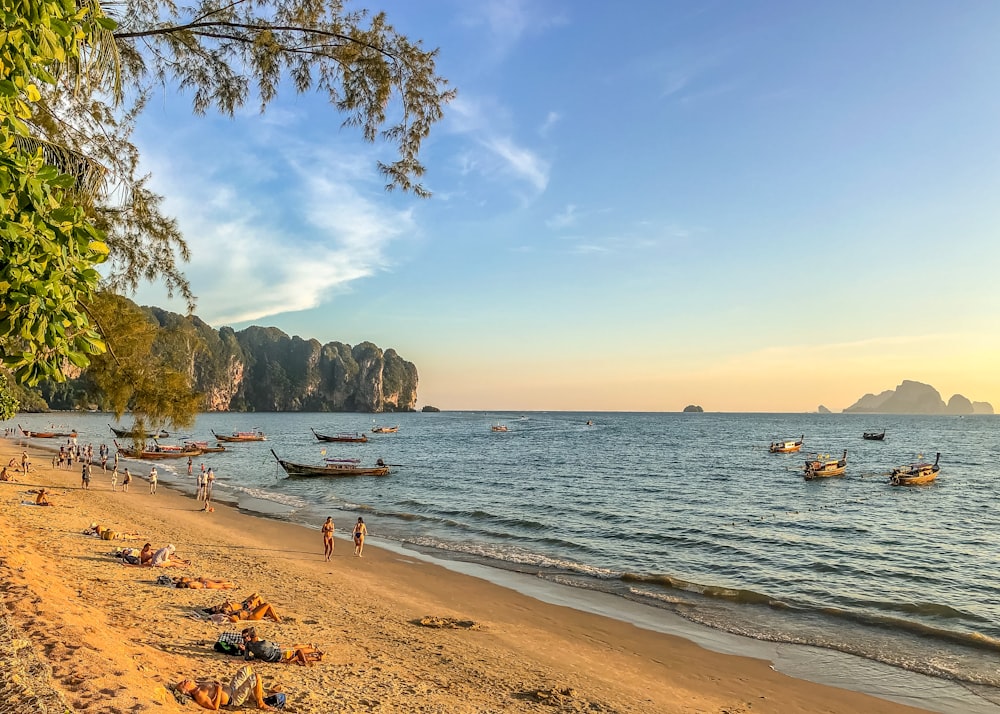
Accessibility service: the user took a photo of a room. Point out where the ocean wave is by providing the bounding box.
[225,485,310,510]
[403,537,619,579]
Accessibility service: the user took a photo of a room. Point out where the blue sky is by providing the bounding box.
[133,1,1000,411]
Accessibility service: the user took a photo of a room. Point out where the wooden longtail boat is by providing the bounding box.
[371,425,399,434]
[20,425,77,439]
[769,435,804,453]
[109,424,169,439]
[211,429,266,442]
[271,449,389,477]
[890,453,940,486]
[115,440,202,459]
[804,450,848,480]
[311,428,368,443]
[184,441,226,453]
[863,430,886,441]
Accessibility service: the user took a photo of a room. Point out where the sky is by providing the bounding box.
[131,0,1000,412]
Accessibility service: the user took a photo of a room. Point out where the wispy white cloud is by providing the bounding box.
[445,96,550,195]
[458,0,568,60]
[482,136,549,191]
[134,129,414,325]
[539,111,561,136]
[546,204,577,229]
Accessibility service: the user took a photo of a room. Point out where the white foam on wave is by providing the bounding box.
[628,586,683,605]
[404,536,619,579]
[224,484,310,510]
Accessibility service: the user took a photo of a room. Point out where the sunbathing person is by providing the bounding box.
[174,576,237,589]
[174,664,274,710]
[241,627,323,666]
[150,544,190,567]
[139,543,155,565]
[0,466,14,482]
[206,593,282,622]
[35,488,51,506]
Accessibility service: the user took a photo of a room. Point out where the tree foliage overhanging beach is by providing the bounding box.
[0,0,455,422]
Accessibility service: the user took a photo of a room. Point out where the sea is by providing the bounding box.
[8,411,1000,713]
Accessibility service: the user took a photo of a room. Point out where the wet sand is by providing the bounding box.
[0,437,934,713]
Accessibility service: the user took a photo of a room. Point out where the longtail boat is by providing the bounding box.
[271,449,389,477]
[19,424,76,439]
[184,440,226,453]
[211,429,266,442]
[371,425,399,434]
[115,440,202,459]
[769,435,804,453]
[890,453,940,486]
[863,430,886,441]
[109,424,169,439]
[804,450,848,480]
[311,428,368,443]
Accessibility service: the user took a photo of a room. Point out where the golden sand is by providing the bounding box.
[0,437,931,713]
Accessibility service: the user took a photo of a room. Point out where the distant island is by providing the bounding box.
[817,405,832,414]
[843,380,994,415]
[682,405,704,413]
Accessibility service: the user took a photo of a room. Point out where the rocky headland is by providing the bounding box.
[842,380,993,415]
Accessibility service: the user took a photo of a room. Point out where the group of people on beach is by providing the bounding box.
[322,516,368,560]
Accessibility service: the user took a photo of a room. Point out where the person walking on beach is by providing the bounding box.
[187,456,193,476]
[196,469,205,501]
[122,468,131,492]
[352,517,367,557]
[206,467,216,500]
[110,466,118,492]
[149,466,158,494]
[322,517,335,561]
[81,461,91,489]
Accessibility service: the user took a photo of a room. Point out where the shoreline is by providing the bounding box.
[0,436,957,713]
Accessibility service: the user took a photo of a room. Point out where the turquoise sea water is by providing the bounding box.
[9,411,1000,711]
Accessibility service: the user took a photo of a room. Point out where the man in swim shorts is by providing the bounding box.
[242,627,323,666]
[175,664,274,710]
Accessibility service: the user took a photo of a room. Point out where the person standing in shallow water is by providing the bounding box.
[321,517,335,561]
[352,517,367,557]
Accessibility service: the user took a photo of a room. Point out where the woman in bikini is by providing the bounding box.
[208,593,282,622]
[352,517,367,557]
[321,517,334,561]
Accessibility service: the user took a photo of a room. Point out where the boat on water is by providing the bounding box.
[271,449,389,477]
[311,428,368,443]
[109,424,169,439]
[491,424,509,432]
[211,429,266,442]
[769,435,804,453]
[804,450,848,480]
[184,440,226,453]
[371,425,399,434]
[863,429,886,441]
[890,452,941,486]
[20,424,76,439]
[115,440,202,459]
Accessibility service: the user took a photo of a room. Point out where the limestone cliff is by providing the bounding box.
[843,380,993,415]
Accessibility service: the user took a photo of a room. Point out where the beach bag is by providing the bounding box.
[213,639,243,656]
[263,693,286,709]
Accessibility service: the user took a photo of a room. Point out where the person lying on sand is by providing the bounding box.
[175,664,276,710]
[241,627,323,666]
[150,544,190,567]
[174,576,237,589]
[206,594,282,623]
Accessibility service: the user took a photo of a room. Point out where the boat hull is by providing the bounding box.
[271,450,388,477]
[312,429,367,443]
[117,448,203,459]
[212,430,266,442]
[891,468,939,486]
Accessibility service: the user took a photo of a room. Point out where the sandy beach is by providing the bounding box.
[0,436,934,714]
